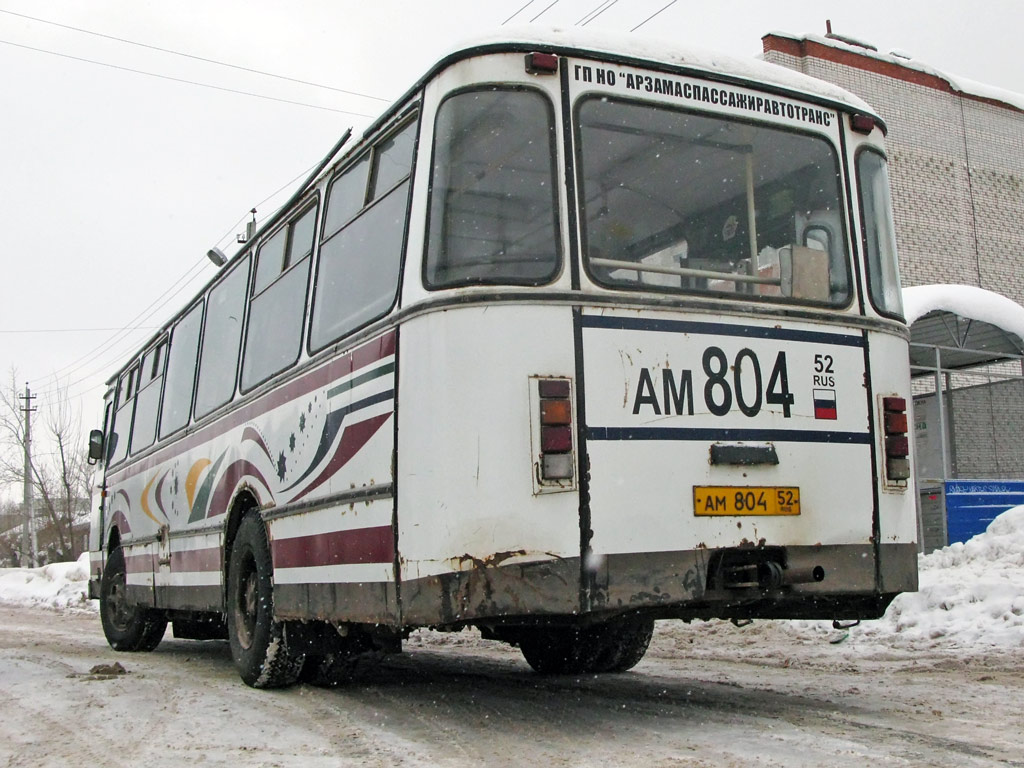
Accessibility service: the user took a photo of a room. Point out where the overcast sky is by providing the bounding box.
[2,0,1022,476]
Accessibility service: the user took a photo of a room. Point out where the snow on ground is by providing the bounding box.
[3,508,1023,652]
[783,505,1024,651]
[0,552,96,613]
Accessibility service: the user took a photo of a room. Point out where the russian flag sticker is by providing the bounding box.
[813,389,837,420]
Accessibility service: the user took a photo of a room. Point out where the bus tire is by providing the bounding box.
[519,616,654,675]
[518,626,593,674]
[99,545,167,652]
[590,616,654,673]
[227,514,303,689]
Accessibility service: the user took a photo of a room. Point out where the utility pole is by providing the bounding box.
[19,384,36,568]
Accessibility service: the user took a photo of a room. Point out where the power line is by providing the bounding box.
[0,327,160,334]
[502,1,536,25]
[530,0,562,23]
[36,257,210,389]
[631,0,677,32]
[33,160,328,399]
[0,8,391,103]
[576,1,614,26]
[0,38,377,118]
[580,0,618,26]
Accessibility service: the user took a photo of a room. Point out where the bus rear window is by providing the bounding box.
[424,87,560,288]
[577,97,850,306]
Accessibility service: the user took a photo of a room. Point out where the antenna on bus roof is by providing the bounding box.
[239,127,353,258]
[237,209,257,244]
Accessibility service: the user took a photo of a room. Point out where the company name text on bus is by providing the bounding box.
[572,63,835,128]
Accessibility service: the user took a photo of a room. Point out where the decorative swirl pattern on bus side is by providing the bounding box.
[108,331,397,535]
[240,426,273,462]
[187,454,226,523]
[177,356,396,522]
[282,387,395,494]
[289,412,392,503]
[140,473,164,526]
[185,458,212,512]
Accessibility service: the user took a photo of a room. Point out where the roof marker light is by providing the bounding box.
[525,52,558,75]
[850,113,876,135]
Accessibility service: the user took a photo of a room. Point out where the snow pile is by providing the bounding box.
[0,552,95,613]
[792,506,1024,650]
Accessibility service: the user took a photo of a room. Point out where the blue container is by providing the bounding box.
[943,480,1024,545]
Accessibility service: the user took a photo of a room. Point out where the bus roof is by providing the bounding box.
[105,27,882,388]
[442,27,878,116]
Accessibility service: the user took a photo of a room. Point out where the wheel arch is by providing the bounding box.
[222,485,265,609]
[105,526,121,556]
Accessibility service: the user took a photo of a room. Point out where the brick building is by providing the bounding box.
[763,31,1024,548]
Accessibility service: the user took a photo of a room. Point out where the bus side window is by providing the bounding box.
[129,340,167,454]
[242,204,317,390]
[108,365,138,466]
[194,256,250,419]
[309,117,416,353]
[159,301,204,439]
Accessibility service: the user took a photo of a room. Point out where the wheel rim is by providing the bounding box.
[233,554,259,650]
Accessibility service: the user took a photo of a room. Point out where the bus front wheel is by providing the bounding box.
[227,514,303,688]
[99,545,167,652]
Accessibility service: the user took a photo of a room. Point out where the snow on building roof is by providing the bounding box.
[903,284,1024,341]
[765,31,1024,114]
[442,26,876,114]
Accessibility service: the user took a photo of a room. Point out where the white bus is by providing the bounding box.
[87,30,917,688]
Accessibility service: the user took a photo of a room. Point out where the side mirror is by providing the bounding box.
[87,429,105,464]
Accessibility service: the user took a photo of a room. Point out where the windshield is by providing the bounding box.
[577,97,850,306]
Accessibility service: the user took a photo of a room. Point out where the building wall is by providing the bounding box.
[764,35,1024,496]
[763,37,1024,307]
[949,379,1024,478]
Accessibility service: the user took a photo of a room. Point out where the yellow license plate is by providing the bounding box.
[694,486,800,516]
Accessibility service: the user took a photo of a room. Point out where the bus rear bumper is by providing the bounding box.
[400,542,917,627]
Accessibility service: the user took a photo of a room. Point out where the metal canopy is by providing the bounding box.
[909,310,1024,373]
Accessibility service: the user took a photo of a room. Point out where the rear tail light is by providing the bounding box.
[537,378,574,485]
[882,396,911,484]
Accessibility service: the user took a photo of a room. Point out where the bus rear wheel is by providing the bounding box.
[227,514,303,688]
[518,615,654,675]
[99,545,167,652]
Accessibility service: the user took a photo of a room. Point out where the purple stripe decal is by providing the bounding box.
[241,426,273,461]
[205,460,272,520]
[111,509,131,534]
[272,525,394,569]
[124,553,154,575]
[169,546,221,573]
[110,329,396,483]
[155,471,169,517]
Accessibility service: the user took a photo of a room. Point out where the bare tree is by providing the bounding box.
[0,370,91,564]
